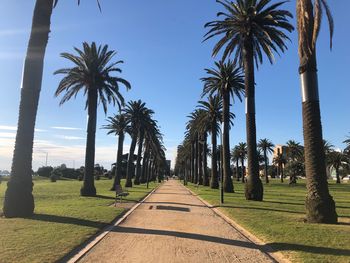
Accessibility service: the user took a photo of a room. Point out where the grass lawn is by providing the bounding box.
[187,179,350,263]
[0,177,158,263]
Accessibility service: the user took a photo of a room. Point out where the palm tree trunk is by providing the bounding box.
[3,0,54,218]
[236,158,240,181]
[81,89,98,196]
[125,135,137,187]
[264,150,269,184]
[191,141,195,183]
[210,127,219,189]
[243,40,263,201]
[203,133,209,186]
[134,130,144,185]
[140,143,149,184]
[298,0,337,224]
[198,135,203,185]
[111,132,124,190]
[222,89,234,193]
[241,157,245,184]
[194,135,199,184]
[336,168,340,184]
[280,162,284,183]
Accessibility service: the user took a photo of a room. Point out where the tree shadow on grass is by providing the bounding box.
[30,214,106,229]
[95,195,115,200]
[212,205,304,215]
[112,226,350,257]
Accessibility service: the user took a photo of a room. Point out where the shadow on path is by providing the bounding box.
[143,201,206,208]
[112,226,350,257]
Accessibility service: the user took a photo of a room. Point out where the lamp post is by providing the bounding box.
[220,122,224,205]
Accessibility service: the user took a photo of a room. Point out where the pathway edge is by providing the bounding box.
[185,183,291,263]
[67,184,161,263]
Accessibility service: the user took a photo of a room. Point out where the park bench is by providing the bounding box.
[115,185,129,206]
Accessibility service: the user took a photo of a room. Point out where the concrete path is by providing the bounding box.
[79,180,275,263]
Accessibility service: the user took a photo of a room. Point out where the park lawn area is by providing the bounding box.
[187,179,350,263]
[0,177,158,263]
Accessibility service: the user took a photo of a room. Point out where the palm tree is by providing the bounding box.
[103,113,130,190]
[297,0,337,223]
[328,151,349,184]
[54,42,130,196]
[237,142,247,183]
[198,95,223,189]
[258,139,274,184]
[273,152,286,183]
[2,0,101,218]
[204,0,293,201]
[286,140,303,162]
[201,60,244,193]
[343,135,350,154]
[124,100,154,187]
[231,146,241,181]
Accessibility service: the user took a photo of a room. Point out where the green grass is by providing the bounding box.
[187,179,350,263]
[0,178,158,263]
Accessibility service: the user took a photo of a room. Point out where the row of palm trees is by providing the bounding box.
[176,0,337,224]
[104,100,167,190]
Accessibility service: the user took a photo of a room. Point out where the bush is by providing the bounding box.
[37,166,53,178]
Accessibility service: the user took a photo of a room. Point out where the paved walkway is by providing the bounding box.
[79,180,275,263]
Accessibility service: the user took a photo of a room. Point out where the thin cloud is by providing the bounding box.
[0,125,46,132]
[0,132,16,138]
[51,126,83,131]
[55,135,85,140]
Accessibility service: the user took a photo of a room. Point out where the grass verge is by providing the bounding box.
[0,178,158,263]
[186,179,350,263]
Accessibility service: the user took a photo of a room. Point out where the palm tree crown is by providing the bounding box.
[54,42,131,113]
[204,0,294,65]
[201,60,244,100]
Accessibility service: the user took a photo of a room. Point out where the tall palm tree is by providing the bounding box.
[258,139,274,184]
[198,95,223,189]
[204,0,293,201]
[124,100,154,187]
[54,42,130,196]
[3,0,101,218]
[103,113,130,190]
[297,0,337,223]
[328,151,349,184]
[237,142,247,183]
[231,146,241,181]
[201,60,244,193]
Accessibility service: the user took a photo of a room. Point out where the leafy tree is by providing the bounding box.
[201,60,244,192]
[297,0,337,223]
[54,42,131,196]
[204,0,293,201]
[258,139,274,184]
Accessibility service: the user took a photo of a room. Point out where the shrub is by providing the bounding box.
[37,166,53,178]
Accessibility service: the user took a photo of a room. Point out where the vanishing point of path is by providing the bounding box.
[79,180,276,263]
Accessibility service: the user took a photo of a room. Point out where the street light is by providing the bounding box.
[220,122,224,205]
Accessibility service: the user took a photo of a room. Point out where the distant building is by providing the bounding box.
[273,145,288,160]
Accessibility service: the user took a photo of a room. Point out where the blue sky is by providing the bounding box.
[0,1,349,171]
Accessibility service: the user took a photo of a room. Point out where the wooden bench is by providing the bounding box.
[115,185,129,206]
